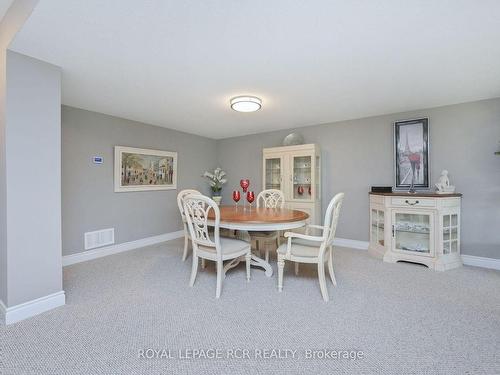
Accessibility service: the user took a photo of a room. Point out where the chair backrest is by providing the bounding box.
[177,189,201,223]
[183,194,221,258]
[320,192,344,249]
[257,189,285,208]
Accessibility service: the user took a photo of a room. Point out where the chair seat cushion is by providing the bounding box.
[199,237,250,256]
[277,238,321,258]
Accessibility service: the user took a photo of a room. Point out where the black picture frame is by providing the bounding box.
[394,118,429,190]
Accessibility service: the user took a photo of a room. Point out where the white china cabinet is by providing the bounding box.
[262,144,321,225]
[368,192,462,271]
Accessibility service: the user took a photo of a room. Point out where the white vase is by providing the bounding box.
[212,196,222,205]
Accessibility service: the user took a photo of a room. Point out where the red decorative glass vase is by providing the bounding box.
[246,191,255,205]
[232,190,241,204]
[240,179,250,193]
[297,186,304,195]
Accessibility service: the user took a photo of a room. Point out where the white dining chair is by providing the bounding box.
[177,189,201,261]
[250,189,285,262]
[276,193,344,302]
[183,194,252,298]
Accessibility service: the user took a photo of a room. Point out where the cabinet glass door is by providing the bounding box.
[393,211,433,256]
[292,155,312,200]
[371,209,385,246]
[315,156,320,200]
[442,214,459,254]
[264,157,282,190]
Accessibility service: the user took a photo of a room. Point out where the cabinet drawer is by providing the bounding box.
[391,197,435,208]
[370,195,384,205]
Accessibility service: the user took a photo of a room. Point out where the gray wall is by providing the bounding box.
[62,106,217,255]
[4,51,62,306]
[0,0,39,311]
[216,98,500,259]
[0,5,9,307]
[63,99,500,260]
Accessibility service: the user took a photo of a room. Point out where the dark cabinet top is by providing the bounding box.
[369,192,462,198]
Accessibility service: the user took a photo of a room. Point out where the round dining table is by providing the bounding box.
[208,205,309,277]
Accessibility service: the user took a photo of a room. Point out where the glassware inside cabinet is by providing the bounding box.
[394,212,431,254]
[292,155,312,200]
[265,158,281,190]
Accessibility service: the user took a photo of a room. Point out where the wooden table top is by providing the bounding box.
[208,205,309,224]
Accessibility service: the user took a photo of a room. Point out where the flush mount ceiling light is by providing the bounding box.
[230,96,262,112]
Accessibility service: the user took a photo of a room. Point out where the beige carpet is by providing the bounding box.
[1,238,499,374]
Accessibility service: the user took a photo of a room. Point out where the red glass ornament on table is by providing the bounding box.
[232,190,241,208]
[246,191,255,210]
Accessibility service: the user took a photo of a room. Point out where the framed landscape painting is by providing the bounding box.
[114,146,177,192]
[393,118,429,190]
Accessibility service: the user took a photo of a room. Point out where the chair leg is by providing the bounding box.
[277,255,285,292]
[182,234,189,261]
[245,252,251,281]
[294,262,299,276]
[318,262,329,302]
[189,255,199,287]
[216,260,223,298]
[328,247,337,286]
[201,258,206,269]
[265,241,270,263]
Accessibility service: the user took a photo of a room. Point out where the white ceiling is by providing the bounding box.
[0,0,14,22]
[9,0,500,139]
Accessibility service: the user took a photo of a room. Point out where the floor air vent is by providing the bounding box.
[84,228,115,250]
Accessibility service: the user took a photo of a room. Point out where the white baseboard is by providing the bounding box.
[62,231,500,271]
[461,255,500,271]
[334,238,499,271]
[1,291,65,325]
[62,230,184,266]
[333,237,369,250]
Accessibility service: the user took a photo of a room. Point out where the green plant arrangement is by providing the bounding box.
[202,167,227,197]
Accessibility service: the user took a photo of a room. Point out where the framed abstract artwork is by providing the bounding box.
[114,146,177,192]
[393,118,429,190]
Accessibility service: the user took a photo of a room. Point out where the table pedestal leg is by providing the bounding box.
[250,254,273,277]
[223,257,242,278]
[223,230,273,278]
[223,255,273,278]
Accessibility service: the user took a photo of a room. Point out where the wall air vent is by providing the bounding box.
[84,228,115,250]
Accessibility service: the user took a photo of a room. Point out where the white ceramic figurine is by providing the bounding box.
[435,170,456,193]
